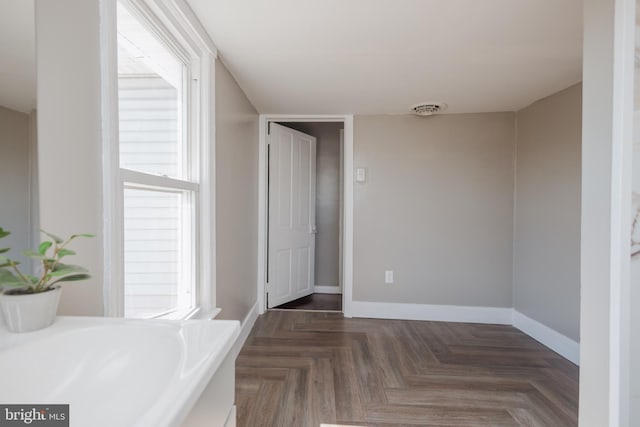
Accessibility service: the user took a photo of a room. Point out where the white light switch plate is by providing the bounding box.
[356,168,366,183]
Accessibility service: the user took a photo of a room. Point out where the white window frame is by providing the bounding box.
[100,0,218,319]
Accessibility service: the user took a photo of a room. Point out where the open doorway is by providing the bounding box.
[257,115,354,317]
[266,121,344,312]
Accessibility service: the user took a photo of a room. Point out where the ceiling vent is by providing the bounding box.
[411,102,447,116]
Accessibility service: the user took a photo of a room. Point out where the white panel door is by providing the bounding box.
[268,123,316,307]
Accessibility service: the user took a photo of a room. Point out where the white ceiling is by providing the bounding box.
[0,0,35,113]
[0,0,582,116]
[187,0,583,115]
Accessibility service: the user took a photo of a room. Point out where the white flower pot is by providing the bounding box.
[0,287,62,333]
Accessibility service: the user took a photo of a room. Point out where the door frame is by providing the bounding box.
[580,0,635,424]
[257,114,354,315]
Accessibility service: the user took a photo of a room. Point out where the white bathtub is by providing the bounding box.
[0,316,240,427]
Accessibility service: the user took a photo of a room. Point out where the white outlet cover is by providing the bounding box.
[385,270,394,284]
[356,168,366,183]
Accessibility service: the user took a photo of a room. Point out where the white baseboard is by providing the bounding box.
[314,285,342,294]
[350,301,513,325]
[224,405,236,427]
[512,310,580,365]
[231,301,259,359]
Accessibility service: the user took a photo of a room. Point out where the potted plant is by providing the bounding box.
[0,227,93,333]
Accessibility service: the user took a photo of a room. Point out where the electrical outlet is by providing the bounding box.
[385,270,394,284]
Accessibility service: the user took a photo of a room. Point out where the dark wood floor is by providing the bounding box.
[235,311,579,427]
[275,293,342,311]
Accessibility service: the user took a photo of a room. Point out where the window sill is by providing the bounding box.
[151,307,221,321]
[188,307,222,320]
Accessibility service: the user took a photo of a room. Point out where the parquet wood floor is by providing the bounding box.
[235,311,579,427]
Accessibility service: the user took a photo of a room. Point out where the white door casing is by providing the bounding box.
[338,128,344,292]
[267,123,317,307]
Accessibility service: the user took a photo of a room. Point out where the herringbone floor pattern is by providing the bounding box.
[236,311,579,427]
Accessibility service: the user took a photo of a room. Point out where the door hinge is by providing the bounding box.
[267,121,271,135]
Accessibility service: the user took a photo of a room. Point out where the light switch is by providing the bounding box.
[356,167,366,183]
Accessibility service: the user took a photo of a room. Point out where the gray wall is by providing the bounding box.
[513,84,582,342]
[280,122,343,289]
[215,59,259,321]
[353,114,515,307]
[0,106,31,270]
[36,0,105,316]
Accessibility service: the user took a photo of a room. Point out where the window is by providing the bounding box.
[112,1,210,319]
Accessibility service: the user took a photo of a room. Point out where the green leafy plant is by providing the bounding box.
[0,227,94,295]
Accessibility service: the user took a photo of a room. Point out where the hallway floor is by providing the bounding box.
[235,311,578,427]
[274,293,342,311]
